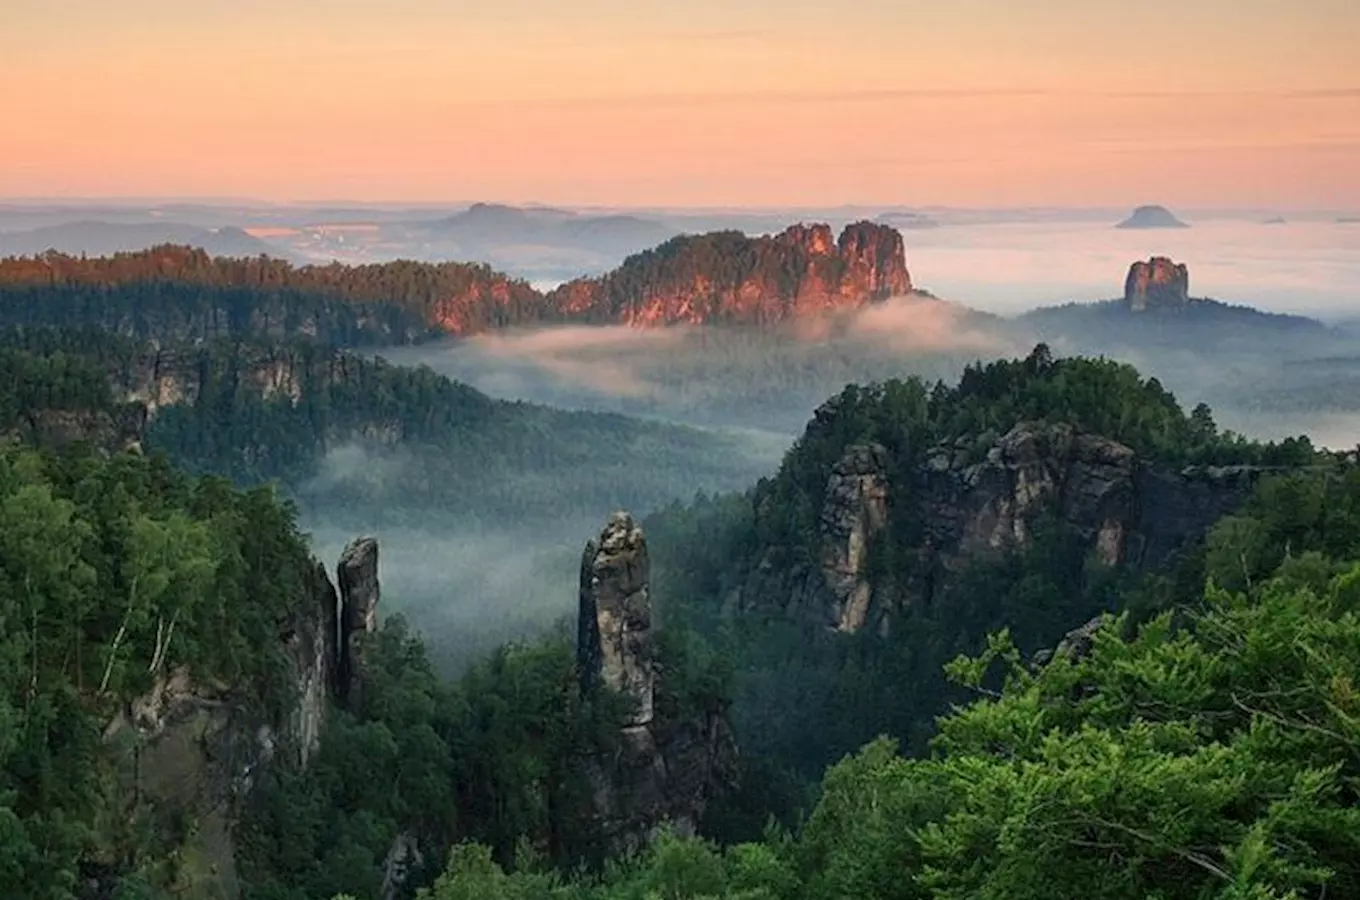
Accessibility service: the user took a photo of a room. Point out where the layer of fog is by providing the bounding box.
[306,519,588,674]
[903,220,1360,319]
[292,425,782,675]
[303,216,1356,672]
[381,295,1017,436]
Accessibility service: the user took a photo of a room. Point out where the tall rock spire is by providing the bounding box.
[337,536,380,710]
[577,511,654,727]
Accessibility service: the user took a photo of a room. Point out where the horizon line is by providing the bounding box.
[2,197,1357,216]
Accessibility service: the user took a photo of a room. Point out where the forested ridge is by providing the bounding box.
[0,221,908,344]
[0,326,764,529]
[0,245,545,343]
[385,351,1360,899]
[0,441,321,896]
[3,325,1360,899]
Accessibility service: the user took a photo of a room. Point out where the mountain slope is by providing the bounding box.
[0,327,769,528]
[642,345,1325,809]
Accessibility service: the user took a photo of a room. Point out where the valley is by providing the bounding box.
[1,218,1359,900]
[8,1,1360,895]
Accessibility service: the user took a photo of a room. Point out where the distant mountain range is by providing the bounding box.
[417,203,678,257]
[0,220,298,260]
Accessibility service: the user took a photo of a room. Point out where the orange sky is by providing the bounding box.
[2,0,1358,207]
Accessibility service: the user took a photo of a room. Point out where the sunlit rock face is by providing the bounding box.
[548,221,914,327]
[577,511,737,857]
[1124,256,1190,312]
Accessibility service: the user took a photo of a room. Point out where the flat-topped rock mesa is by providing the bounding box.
[1115,205,1189,229]
[1124,256,1191,311]
[577,511,736,855]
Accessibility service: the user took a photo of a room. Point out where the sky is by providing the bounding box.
[2,0,1358,208]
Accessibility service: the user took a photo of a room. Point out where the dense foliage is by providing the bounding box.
[397,465,1360,900]
[237,619,635,900]
[0,246,546,343]
[644,346,1324,834]
[0,442,317,898]
[0,326,765,531]
[761,345,1315,554]
[5,321,1357,900]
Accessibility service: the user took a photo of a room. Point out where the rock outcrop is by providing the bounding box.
[549,221,912,328]
[8,402,149,455]
[577,512,737,856]
[1124,257,1191,311]
[740,415,1266,635]
[337,535,381,710]
[579,512,655,726]
[1031,615,1110,668]
[97,538,375,899]
[819,444,890,633]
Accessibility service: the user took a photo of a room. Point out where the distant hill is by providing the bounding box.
[875,211,941,230]
[1027,256,1326,337]
[1114,205,1189,229]
[0,220,297,260]
[1022,295,1329,344]
[420,203,678,256]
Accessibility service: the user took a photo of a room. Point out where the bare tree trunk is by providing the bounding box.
[100,577,138,696]
[148,610,180,675]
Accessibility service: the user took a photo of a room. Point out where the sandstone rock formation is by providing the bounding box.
[9,402,148,455]
[0,222,916,339]
[740,413,1266,635]
[578,512,655,726]
[819,444,890,633]
[1124,256,1191,311]
[929,422,1138,564]
[547,221,913,328]
[577,512,737,856]
[290,561,341,767]
[1031,615,1110,668]
[337,535,381,710]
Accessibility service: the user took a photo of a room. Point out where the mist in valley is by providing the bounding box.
[379,295,1019,437]
[337,217,1360,667]
[287,424,782,674]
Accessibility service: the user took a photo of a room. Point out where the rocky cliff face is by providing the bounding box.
[108,343,370,416]
[740,418,1264,634]
[818,443,890,633]
[549,221,913,327]
[98,537,378,899]
[9,402,148,455]
[577,512,736,856]
[1124,256,1191,311]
